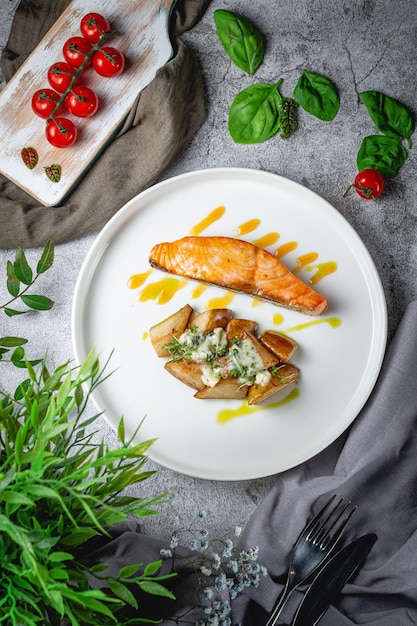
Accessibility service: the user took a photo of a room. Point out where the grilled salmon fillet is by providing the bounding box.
[149,236,328,316]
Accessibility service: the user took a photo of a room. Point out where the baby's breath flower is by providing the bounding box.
[159,548,172,558]
[200,565,212,576]
[189,539,199,550]
[203,587,214,600]
[170,533,179,549]
[198,510,207,519]
[200,540,209,551]
[212,553,221,570]
[214,572,227,591]
[234,525,242,537]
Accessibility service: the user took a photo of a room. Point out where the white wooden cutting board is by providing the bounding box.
[0,0,176,206]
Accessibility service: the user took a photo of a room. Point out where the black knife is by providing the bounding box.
[291,533,377,625]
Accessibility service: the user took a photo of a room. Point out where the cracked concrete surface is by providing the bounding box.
[0,0,416,540]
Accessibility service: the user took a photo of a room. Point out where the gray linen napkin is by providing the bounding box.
[0,0,210,249]
[87,300,417,624]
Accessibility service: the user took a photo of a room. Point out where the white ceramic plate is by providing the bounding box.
[71,168,387,480]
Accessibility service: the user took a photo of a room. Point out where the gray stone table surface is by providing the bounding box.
[0,0,416,541]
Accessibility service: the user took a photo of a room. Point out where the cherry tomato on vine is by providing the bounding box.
[93,47,125,77]
[31,88,62,118]
[48,62,78,93]
[65,85,99,118]
[63,36,93,68]
[45,117,78,148]
[353,169,385,200]
[80,12,111,44]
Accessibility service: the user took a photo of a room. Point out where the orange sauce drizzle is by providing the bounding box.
[272,313,285,325]
[275,241,298,258]
[138,277,187,305]
[189,205,226,235]
[292,252,319,273]
[236,218,261,235]
[308,262,338,285]
[127,269,153,289]
[217,387,300,424]
[284,317,341,332]
[250,298,263,308]
[191,284,208,299]
[206,291,235,309]
[253,232,280,248]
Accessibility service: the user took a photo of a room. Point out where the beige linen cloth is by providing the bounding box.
[0,0,210,249]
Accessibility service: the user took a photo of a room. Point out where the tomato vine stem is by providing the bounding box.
[46,29,120,123]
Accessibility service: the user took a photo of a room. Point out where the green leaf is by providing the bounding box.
[49,551,74,562]
[20,294,54,311]
[357,134,407,178]
[138,580,175,599]
[294,70,340,121]
[4,307,26,317]
[228,80,283,143]
[360,90,414,143]
[214,9,265,75]
[117,416,125,444]
[0,491,35,507]
[6,260,20,297]
[0,336,28,347]
[14,248,33,285]
[118,563,142,578]
[11,346,25,363]
[14,378,32,400]
[108,580,138,608]
[143,560,162,577]
[37,236,55,274]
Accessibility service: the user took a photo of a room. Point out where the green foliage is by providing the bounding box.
[214,9,265,75]
[357,135,408,178]
[357,91,414,177]
[1,237,55,364]
[0,349,174,625]
[293,70,340,122]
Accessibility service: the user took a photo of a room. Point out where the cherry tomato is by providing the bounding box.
[65,85,99,118]
[80,12,111,44]
[45,117,78,148]
[93,47,125,77]
[63,36,93,68]
[353,169,385,200]
[47,62,78,93]
[31,88,62,118]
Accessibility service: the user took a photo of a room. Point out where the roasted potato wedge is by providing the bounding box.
[239,330,280,370]
[194,378,248,400]
[190,308,233,333]
[149,304,193,357]
[247,363,300,405]
[164,359,205,391]
[226,317,257,341]
[259,330,298,362]
[150,305,301,406]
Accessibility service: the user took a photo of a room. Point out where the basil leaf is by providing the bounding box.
[359,90,414,143]
[293,70,340,121]
[214,9,265,75]
[357,135,407,178]
[228,81,282,144]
